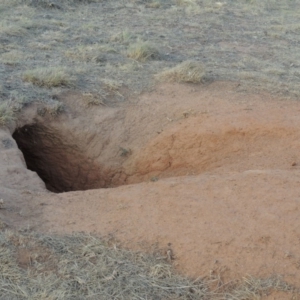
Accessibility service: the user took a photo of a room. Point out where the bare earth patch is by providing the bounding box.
[1,82,300,299]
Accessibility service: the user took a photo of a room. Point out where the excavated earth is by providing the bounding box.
[1,82,300,291]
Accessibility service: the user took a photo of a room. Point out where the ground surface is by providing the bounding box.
[2,0,300,299]
[1,82,300,299]
[37,82,300,286]
[2,0,300,118]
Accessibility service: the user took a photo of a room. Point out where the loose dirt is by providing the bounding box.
[2,82,300,292]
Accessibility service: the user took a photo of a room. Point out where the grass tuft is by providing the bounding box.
[176,0,197,6]
[145,1,161,8]
[9,91,32,112]
[45,101,65,116]
[0,103,15,126]
[102,79,122,92]
[111,30,133,44]
[0,50,24,65]
[65,44,115,62]
[0,20,27,36]
[22,67,73,88]
[127,41,160,62]
[82,93,105,107]
[156,60,205,83]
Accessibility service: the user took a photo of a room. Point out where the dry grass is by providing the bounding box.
[0,50,24,66]
[0,230,209,299]
[102,79,122,92]
[82,93,105,107]
[9,91,32,113]
[156,61,205,83]
[0,229,297,300]
[110,30,133,44]
[175,0,202,14]
[22,67,73,88]
[127,41,160,62]
[1,0,300,118]
[0,103,15,126]
[65,44,116,63]
[44,101,65,116]
[37,101,65,117]
[0,0,300,295]
[176,0,196,6]
[22,0,103,9]
[0,21,27,36]
[226,276,296,299]
[146,1,161,8]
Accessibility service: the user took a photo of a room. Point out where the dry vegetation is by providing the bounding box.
[1,0,300,298]
[1,0,300,126]
[22,67,73,88]
[0,228,297,300]
[156,61,205,83]
[0,103,14,126]
[127,40,160,61]
[81,92,105,107]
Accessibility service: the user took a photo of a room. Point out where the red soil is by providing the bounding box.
[2,82,300,293]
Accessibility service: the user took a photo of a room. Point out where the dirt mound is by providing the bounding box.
[2,82,300,292]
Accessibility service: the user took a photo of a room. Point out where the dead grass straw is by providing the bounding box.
[22,67,72,88]
[0,230,209,299]
[0,103,15,126]
[156,61,205,83]
[0,229,298,300]
[127,41,160,62]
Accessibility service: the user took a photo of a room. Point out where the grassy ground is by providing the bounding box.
[1,0,300,122]
[0,227,297,300]
[1,0,300,298]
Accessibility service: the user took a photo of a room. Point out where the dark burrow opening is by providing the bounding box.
[12,123,115,193]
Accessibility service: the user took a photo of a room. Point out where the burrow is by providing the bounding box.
[12,113,298,194]
[12,123,126,193]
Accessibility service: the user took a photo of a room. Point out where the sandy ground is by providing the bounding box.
[2,82,300,293]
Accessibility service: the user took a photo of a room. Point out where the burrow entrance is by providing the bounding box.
[12,115,295,194]
[12,123,124,193]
